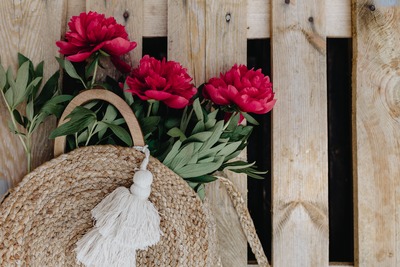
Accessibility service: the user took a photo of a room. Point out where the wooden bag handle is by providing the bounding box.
[54,89,145,157]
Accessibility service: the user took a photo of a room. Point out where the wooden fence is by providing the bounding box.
[0,0,399,266]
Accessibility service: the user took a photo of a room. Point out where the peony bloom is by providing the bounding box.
[56,11,137,63]
[125,55,197,109]
[203,64,276,114]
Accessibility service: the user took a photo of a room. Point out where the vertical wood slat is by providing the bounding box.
[167,0,206,86]
[0,0,67,193]
[352,1,400,266]
[271,0,329,266]
[204,1,248,266]
[86,0,144,71]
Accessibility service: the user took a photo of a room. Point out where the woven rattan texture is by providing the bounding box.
[0,146,218,267]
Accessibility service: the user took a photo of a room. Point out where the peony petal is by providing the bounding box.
[102,38,137,56]
[203,85,230,105]
[145,90,172,101]
[56,41,81,55]
[66,52,93,62]
[163,95,189,109]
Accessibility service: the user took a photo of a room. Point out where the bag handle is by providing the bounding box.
[54,89,145,157]
[217,176,271,267]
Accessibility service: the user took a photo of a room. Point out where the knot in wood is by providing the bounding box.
[225,12,231,23]
[123,10,130,20]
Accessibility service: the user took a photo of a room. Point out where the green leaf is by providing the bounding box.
[216,141,241,157]
[184,175,217,183]
[34,71,60,108]
[184,131,213,143]
[17,53,30,67]
[57,58,86,88]
[85,57,99,80]
[49,106,96,139]
[163,140,182,166]
[141,116,161,136]
[123,91,134,106]
[6,67,15,90]
[4,88,13,106]
[200,120,223,151]
[39,94,73,118]
[0,63,6,89]
[12,110,24,126]
[193,98,203,121]
[34,61,44,79]
[169,142,195,170]
[105,123,133,146]
[174,156,225,178]
[221,160,256,170]
[16,77,42,107]
[26,100,34,121]
[241,112,259,125]
[14,61,30,104]
[191,120,205,135]
[102,104,118,122]
[167,127,186,141]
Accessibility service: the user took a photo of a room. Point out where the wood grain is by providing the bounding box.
[167,0,206,86]
[204,1,248,266]
[0,0,67,193]
[271,0,329,266]
[352,1,400,266]
[142,0,351,38]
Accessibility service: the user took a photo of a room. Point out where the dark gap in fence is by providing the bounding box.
[327,38,353,262]
[143,37,168,60]
[247,39,272,263]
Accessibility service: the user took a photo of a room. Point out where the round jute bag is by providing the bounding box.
[0,90,270,267]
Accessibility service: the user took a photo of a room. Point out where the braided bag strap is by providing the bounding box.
[217,176,271,267]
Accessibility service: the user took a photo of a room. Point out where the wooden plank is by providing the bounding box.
[271,0,329,266]
[141,0,351,38]
[86,0,144,70]
[167,0,206,86]
[352,1,400,266]
[326,0,351,38]
[0,0,67,194]
[144,0,168,38]
[204,1,248,266]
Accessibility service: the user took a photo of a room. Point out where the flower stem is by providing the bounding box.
[147,101,153,117]
[85,122,98,146]
[0,89,31,172]
[91,57,99,89]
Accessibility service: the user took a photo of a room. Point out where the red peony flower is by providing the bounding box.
[125,55,197,109]
[203,64,276,114]
[56,12,137,63]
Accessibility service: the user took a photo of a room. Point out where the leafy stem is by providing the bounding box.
[90,57,99,89]
[85,122,98,146]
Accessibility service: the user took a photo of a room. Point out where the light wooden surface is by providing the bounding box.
[352,1,400,266]
[167,0,206,86]
[0,0,66,193]
[203,1,250,266]
[271,0,329,266]
[141,0,351,38]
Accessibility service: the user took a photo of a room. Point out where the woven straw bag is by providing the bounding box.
[0,90,269,267]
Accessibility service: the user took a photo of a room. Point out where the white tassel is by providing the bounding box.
[75,146,161,267]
